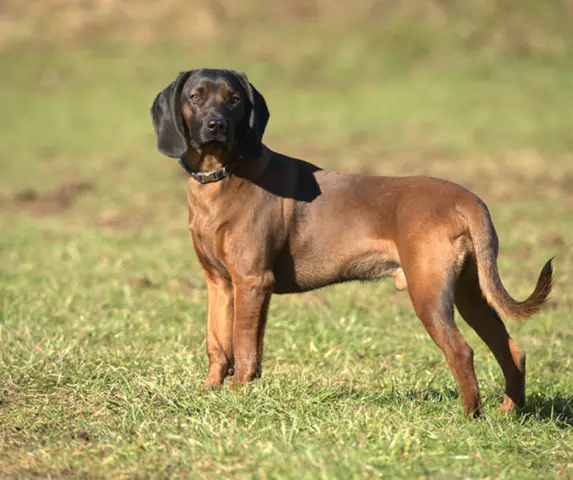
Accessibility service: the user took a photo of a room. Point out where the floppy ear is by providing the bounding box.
[150,70,194,158]
[233,71,270,159]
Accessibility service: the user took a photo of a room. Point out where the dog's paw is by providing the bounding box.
[498,394,522,414]
[204,377,224,390]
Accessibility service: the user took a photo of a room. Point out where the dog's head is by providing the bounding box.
[151,69,269,161]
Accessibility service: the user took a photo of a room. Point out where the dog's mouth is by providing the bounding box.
[200,139,230,153]
[203,139,227,148]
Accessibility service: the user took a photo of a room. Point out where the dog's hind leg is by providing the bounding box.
[455,256,526,413]
[400,233,483,417]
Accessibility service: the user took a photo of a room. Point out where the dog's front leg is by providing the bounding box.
[204,274,235,389]
[231,272,274,385]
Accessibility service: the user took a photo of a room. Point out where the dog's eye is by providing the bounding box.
[189,93,200,102]
[230,95,241,105]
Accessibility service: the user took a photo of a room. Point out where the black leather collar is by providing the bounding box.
[178,156,242,184]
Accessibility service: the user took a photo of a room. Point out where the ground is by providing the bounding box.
[1,2,572,478]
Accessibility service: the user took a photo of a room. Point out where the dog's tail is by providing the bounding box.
[459,199,553,322]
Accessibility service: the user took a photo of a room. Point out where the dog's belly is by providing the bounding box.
[272,248,401,294]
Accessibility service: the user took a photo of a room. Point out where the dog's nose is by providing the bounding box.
[206,118,228,135]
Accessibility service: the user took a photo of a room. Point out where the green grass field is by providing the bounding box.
[1,3,573,478]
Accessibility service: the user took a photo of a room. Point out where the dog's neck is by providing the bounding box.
[178,148,239,184]
[183,148,229,172]
[181,146,271,185]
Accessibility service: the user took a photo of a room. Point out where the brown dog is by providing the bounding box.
[151,69,553,417]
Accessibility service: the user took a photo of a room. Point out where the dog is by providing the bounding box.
[151,68,553,417]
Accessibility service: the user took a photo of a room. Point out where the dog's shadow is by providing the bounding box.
[310,385,573,426]
[517,393,573,427]
[400,389,573,426]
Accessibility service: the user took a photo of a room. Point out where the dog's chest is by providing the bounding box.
[188,206,232,276]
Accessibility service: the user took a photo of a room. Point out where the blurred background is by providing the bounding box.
[2,1,573,194]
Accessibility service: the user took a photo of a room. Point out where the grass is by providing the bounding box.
[1,6,573,478]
